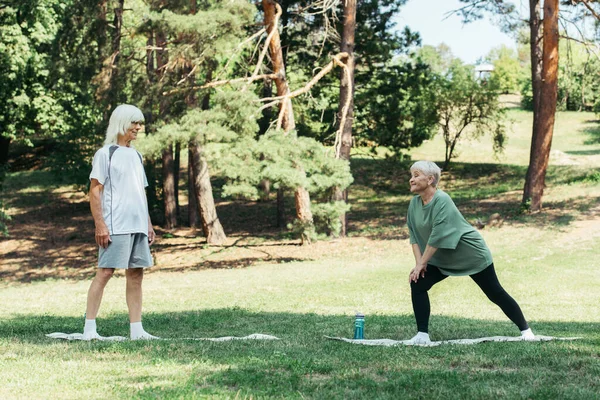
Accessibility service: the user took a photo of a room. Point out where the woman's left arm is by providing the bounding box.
[409,245,438,283]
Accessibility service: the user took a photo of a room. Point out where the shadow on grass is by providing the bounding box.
[1,309,599,398]
[2,162,598,284]
[582,122,600,145]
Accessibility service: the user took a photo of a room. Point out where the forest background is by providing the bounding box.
[1,0,599,243]
[1,1,600,398]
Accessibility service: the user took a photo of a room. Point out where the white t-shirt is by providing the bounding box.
[89,145,149,235]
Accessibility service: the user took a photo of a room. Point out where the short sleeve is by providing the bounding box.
[427,199,462,249]
[90,149,109,185]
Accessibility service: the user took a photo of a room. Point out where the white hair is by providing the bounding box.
[410,160,442,187]
[104,104,145,145]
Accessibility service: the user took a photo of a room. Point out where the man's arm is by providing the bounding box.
[90,179,110,248]
[147,214,155,246]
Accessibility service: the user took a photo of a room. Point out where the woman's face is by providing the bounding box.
[409,169,433,193]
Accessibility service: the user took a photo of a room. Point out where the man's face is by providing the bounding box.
[122,121,144,144]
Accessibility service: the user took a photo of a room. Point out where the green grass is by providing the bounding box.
[1,109,600,398]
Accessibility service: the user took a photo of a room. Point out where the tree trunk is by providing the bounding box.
[523,0,559,211]
[189,67,226,244]
[190,142,226,244]
[277,187,285,228]
[263,0,313,244]
[0,136,10,166]
[162,145,177,229]
[332,0,357,237]
[188,147,200,228]
[154,28,177,227]
[174,142,181,221]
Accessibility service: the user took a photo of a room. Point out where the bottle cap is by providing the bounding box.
[355,313,364,318]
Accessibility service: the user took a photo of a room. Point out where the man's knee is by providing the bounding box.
[126,268,144,284]
[95,268,114,284]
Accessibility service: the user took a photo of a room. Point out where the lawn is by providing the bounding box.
[0,109,599,399]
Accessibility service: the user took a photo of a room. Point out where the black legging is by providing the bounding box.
[410,263,529,333]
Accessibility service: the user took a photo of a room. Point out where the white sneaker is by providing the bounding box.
[408,332,431,345]
[521,328,536,341]
[131,331,160,341]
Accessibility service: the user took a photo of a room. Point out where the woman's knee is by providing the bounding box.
[410,280,431,294]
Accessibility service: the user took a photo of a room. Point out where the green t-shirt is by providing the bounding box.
[407,190,492,276]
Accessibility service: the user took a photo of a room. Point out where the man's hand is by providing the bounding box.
[148,225,156,246]
[409,262,428,283]
[95,224,111,248]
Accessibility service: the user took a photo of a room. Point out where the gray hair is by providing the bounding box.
[104,104,145,145]
[410,160,442,187]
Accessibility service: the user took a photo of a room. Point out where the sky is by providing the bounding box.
[393,0,523,65]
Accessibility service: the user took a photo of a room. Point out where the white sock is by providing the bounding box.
[130,322,159,340]
[130,322,144,339]
[521,328,535,339]
[83,319,97,335]
[82,319,101,340]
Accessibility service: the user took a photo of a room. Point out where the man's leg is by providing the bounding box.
[126,268,158,340]
[84,268,114,339]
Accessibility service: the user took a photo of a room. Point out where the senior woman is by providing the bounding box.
[406,161,534,344]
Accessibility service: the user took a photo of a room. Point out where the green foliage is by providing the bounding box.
[0,0,71,145]
[434,59,507,168]
[521,39,600,112]
[356,57,439,157]
[311,201,351,237]
[278,0,425,153]
[486,45,527,94]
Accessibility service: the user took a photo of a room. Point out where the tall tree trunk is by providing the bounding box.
[94,0,123,117]
[188,147,200,228]
[332,0,357,237]
[155,29,178,228]
[0,136,10,165]
[162,145,177,229]
[174,142,181,221]
[108,0,124,105]
[523,0,559,211]
[143,31,159,219]
[189,68,226,244]
[263,0,313,244]
[190,142,226,244]
[277,187,285,228]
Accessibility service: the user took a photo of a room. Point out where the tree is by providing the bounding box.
[331,0,356,237]
[262,0,314,244]
[432,59,506,170]
[454,0,560,212]
[523,0,559,211]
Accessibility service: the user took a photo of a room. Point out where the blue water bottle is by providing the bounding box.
[353,313,365,340]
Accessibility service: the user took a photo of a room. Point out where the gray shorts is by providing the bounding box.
[98,233,153,269]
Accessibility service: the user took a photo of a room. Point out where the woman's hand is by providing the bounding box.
[409,262,428,283]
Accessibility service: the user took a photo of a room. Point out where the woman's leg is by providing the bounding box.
[410,266,448,333]
[470,264,529,331]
